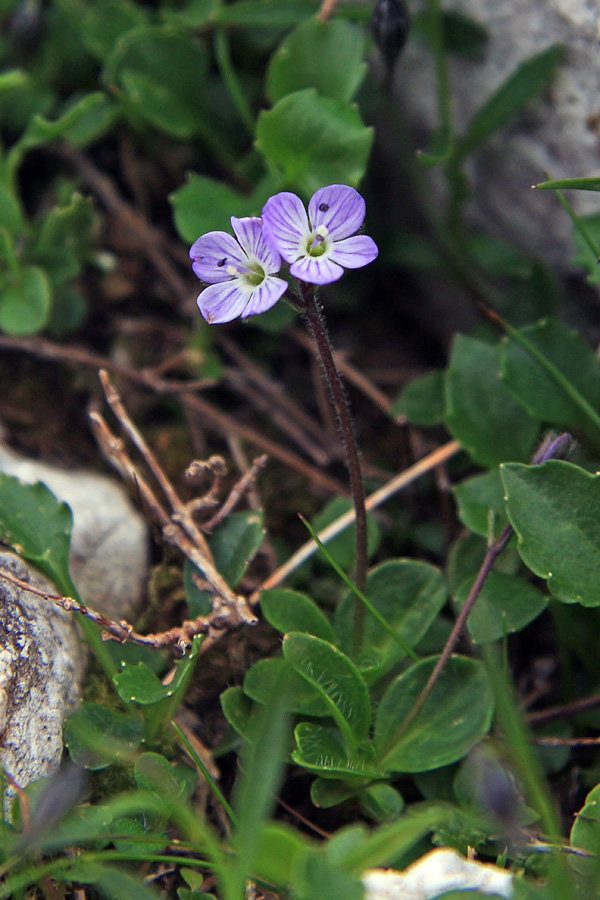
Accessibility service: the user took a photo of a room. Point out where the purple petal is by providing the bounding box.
[330,235,379,269]
[261,192,309,263]
[190,231,247,284]
[197,282,250,324]
[231,216,281,273]
[240,277,288,318]
[290,255,344,285]
[308,185,365,241]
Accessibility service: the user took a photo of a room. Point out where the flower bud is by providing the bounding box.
[371,0,410,72]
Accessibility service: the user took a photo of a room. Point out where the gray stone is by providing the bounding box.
[0,551,84,794]
[0,443,150,795]
[0,442,149,620]
[396,0,600,266]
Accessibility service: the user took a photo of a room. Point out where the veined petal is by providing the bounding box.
[309,185,365,241]
[261,192,309,263]
[290,255,344,285]
[240,276,288,318]
[190,231,247,284]
[330,234,379,269]
[231,216,281,273]
[197,282,250,324]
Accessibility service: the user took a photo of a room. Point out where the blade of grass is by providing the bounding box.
[299,515,419,662]
[172,720,237,827]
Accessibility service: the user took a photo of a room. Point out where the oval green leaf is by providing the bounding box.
[283,632,371,745]
[375,656,494,773]
[0,265,51,335]
[445,334,539,466]
[260,588,335,641]
[500,319,600,435]
[292,722,381,781]
[103,27,209,138]
[454,570,548,643]
[501,460,600,606]
[244,657,329,717]
[266,17,365,104]
[335,559,447,678]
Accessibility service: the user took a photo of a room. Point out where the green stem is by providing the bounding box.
[294,285,368,651]
[214,28,255,139]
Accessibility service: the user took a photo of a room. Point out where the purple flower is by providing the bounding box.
[261,184,378,285]
[189,216,288,324]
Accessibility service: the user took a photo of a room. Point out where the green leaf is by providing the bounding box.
[455,571,548,643]
[292,722,382,781]
[500,319,600,434]
[183,556,211,617]
[0,473,76,595]
[170,174,280,243]
[113,662,169,705]
[501,460,600,606]
[412,11,488,60]
[455,44,563,160]
[0,180,25,235]
[570,783,600,853]
[186,510,264,614]
[215,0,321,27]
[266,17,365,104]
[571,212,600,284]
[311,778,356,808]
[375,656,494,772]
[256,89,373,196]
[103,27,209,138]
[220,685,255,740]
[254,822,313,889]
[64,702,144,770]
[445,334,539,467]
[311,496,380,572]
[452,468,507,537]
[209,510,264,586]
[283,632,371,746]
[260,588,335,641]
[244,657,329,716]
[536,176,600,192]
[81,0,150,60]
[337,804,456,871]
[7,94,111,176]
[134,752,195,800]
[0,265,52,335]
[30,192,96,286]
[335,560,447,679]
[391,370,445,426]
[359,783,404,823]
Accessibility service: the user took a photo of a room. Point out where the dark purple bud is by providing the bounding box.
[531,431,576,465]
[371,0,410,72]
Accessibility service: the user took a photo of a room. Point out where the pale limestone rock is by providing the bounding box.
[362,848,513,900]
[0,551,84,793]
[0,442,148,619]
[396,0,600,266]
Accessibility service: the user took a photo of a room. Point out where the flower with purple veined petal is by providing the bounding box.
[261,184,378,285]
[189,216,288,324]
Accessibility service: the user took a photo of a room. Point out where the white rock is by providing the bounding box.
[0,551,84,796]
[397,0,600,266]
[362,848,513,899]
[0,442,148,619]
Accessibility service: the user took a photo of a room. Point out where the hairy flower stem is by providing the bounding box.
[293,284,368,649]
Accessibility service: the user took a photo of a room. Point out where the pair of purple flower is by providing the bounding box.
[189,184,378,324]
